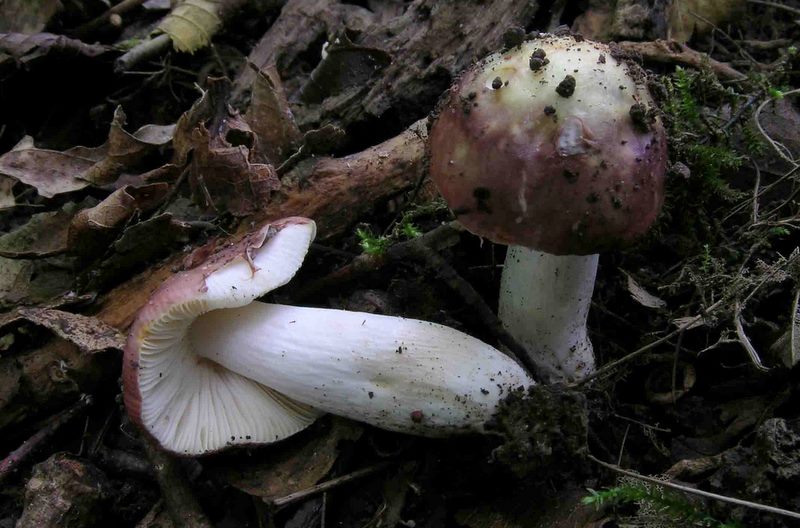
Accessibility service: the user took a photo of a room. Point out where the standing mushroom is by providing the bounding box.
[429,35,667,382]
[124,217,533,455]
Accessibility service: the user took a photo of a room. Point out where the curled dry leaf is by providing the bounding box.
[174,78,279,216]
[207,418,362,500]
[11,307,125,353]
[189,122,279,216]
[68,183,170,257]
[623,271,667,310]
[245,66,302,165]
[80,213,196,291]
[157,0,246,53]
[0,108,175,198]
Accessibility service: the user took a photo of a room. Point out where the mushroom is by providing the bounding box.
[124,217,533,455]
[429,35,667,382]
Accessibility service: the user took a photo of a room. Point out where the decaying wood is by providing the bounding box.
[236,0,542,134]
[233,0,376,100]
[0,119,428,427]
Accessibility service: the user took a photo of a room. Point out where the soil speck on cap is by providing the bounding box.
[556,75,576,97]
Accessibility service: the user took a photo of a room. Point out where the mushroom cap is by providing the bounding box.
[429,35,667,255]
[122,217,321,456]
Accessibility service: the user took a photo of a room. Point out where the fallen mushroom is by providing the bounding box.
[429,34,667,382]
[124,217,533,455]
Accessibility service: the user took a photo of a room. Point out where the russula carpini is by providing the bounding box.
[124,217,533,455]
[429,34,668,382]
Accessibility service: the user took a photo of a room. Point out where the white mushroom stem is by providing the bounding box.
[190,302,533,435]
[498,246,598,383]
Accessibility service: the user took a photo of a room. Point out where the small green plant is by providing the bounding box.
[356,227,390,256]
[398,217,422,239]
[582,478,741,528]
[769,226,791,238]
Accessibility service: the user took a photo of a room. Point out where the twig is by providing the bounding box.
[747,0,800,17]
[115,33,172,73]
[0,395,93,484]
[271,462,392,509]
[734,302,770,371]
[144,439,213,528]
[572,297,726,387]
[587,453,800,521]
[614,40,746,81]
[754,88,800,168]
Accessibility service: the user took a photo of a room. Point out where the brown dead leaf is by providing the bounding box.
[245,66,302,165]
[10,308,125,353]
[173,78,279,216]
[68,183,170,257]
[0,137,105,198]
[189,122,279,216]
[208,418,362,500]
[81,213,196,291]
[0,108,175,197]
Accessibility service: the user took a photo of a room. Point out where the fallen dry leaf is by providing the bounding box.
[11,307,125,353]
[0,178,15,210]
[623,271,667,310]
[68,183,170,257]
[207,418,362,500]
[245,66,302,165]
[0,108,175,198]
[81,213,196,291]
[173,78,279,216]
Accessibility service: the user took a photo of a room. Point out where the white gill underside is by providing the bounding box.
[499,246,598,383]
[136,221,321,455]
[138,336,319,454]
[190,303,534,436]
